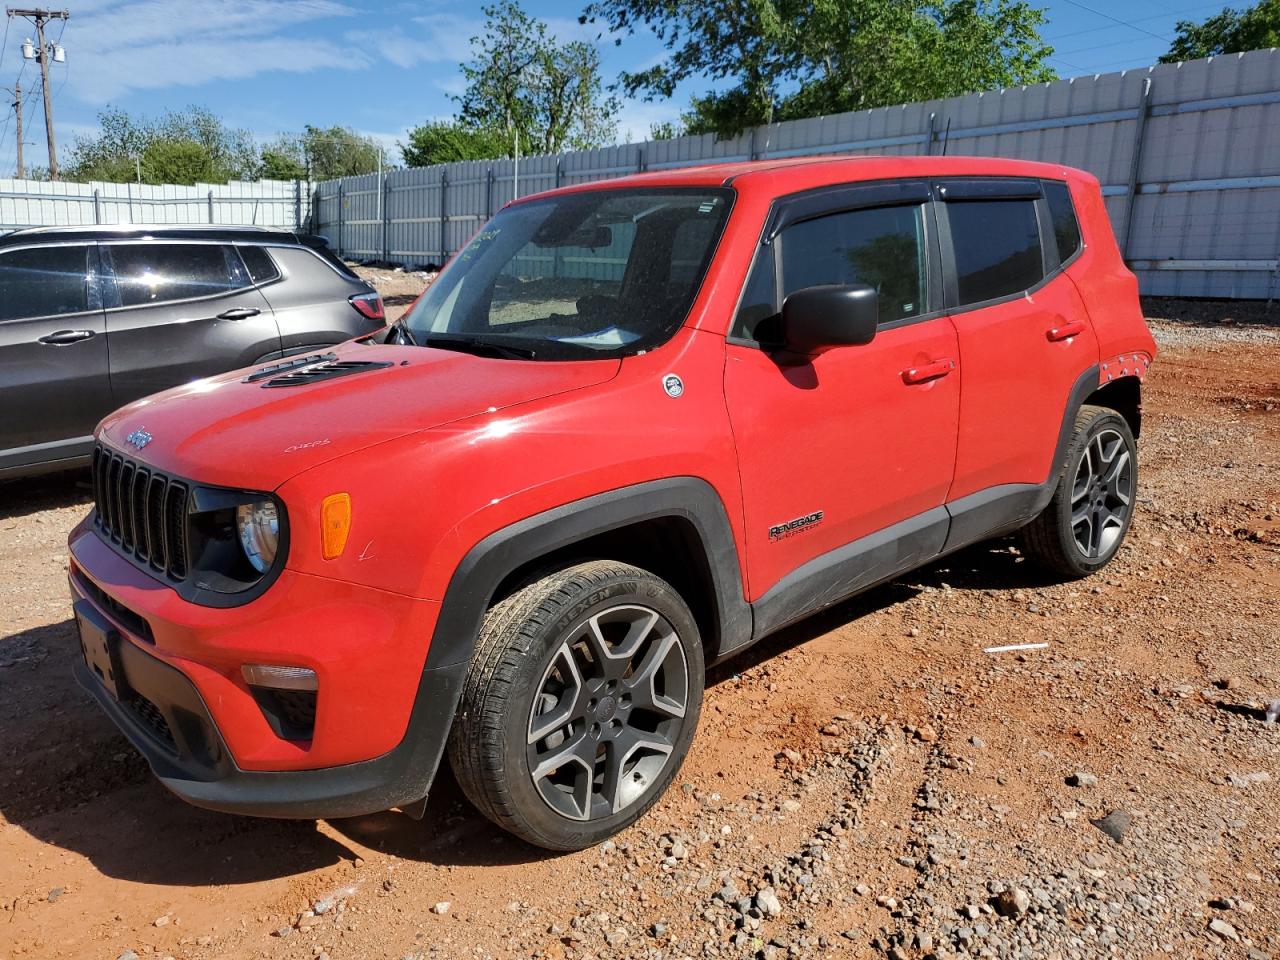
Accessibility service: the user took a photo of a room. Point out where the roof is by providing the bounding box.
[514,154,1094,203]
[0,224,303,247]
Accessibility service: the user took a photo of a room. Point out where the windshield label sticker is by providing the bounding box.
[662,374,684,398]
[769,511,825,542]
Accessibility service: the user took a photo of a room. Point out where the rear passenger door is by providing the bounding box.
[101,241,279,405]
[936,178,1099,505]
[0,243,111,467]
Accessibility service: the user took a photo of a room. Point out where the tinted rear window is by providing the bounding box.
[301,238,361,279]
[0,245,90,321]
[947,200,1043,305]
[237,245,281,284]
[1044,181,1082,262]
[108,243,241,307]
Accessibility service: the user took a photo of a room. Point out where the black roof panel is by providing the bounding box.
[0,224,305,247]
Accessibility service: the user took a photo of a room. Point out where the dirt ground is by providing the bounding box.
[1,294,1277,960]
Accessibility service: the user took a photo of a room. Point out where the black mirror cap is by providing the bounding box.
[781,284,879,357]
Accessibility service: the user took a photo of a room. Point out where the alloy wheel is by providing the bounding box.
[1069,427,1134,559]
[526,604,689,821]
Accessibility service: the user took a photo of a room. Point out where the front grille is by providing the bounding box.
[92,443,189,582]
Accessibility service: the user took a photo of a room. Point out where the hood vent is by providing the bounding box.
[258,357,393,388]
[243,352,336,383]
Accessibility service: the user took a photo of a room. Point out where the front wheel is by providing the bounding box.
[447,561,704,850]
[1021,404,1138,578]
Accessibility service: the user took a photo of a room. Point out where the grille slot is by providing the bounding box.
[126,694,177,751]
[92,442,189,582]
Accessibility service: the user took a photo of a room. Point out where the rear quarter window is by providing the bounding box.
[947,200,1044,305]
[1043,181,1082,262]
[237,245,282,285]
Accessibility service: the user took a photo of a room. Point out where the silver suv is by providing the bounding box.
[0,225,385,479]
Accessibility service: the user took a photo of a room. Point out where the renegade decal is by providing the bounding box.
[768,511,824,541]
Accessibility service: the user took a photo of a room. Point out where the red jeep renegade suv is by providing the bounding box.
[68,156,1155,850]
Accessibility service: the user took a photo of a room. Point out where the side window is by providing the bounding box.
[1043,181,1082,262]
[0,245,91,322]
[780,204,926,325]
[731,245,778,342]
[107,243,242,307]
[947,200,1043,305]
[237,245,282,285]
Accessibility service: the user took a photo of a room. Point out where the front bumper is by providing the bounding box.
[68,519,465,819]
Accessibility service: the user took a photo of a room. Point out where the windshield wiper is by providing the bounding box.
[422,334,537,360]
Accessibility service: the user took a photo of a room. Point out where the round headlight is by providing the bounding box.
[236,500,279,574]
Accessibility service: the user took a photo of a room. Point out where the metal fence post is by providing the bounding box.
[336,181,345,258]
[382,175,392,263]
[439,169,449,261]
[924,113,937,156]
[555,158,563,188]
[293,180,302,229]
[93,189,101,224]
[1121,77,1153,261]
[637,147,645,173]
[486,167,494,218]
[749,128,758,161]
[207,190,215,224]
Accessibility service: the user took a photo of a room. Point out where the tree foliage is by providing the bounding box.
[399,121,511,167]
[451,0,618,158]
[66,106,258,184]
[582,0,1057,137]
[1160,0,1280,62]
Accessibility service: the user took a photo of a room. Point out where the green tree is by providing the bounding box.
[648,120,685,140]
[66,106,258,183]
[139,138,216,185]
[299,125,385,180]
[258,147,309,181]
[399,120,510,166]
[1160,0,1280,62]
[581,0,1056,137]
[457,0,618,156]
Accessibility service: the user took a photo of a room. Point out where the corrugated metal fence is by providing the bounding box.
[0,178,311,232]
[316,49,1280,300]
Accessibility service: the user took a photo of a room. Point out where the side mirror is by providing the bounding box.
[781,284,878,356]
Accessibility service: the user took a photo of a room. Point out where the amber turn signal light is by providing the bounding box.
[320,493,352,559]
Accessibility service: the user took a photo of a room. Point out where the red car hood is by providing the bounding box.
[98,342,620,490]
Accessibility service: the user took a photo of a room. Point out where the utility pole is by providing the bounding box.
[3,81,22,177]
[8,7,69,180]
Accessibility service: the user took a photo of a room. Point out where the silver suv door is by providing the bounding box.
[100,240,280,407]
[0,242,111,473]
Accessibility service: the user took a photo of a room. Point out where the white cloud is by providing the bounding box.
[59,0,366,103]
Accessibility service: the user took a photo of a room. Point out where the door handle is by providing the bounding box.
[1046,320,1086,342]
[216,307,261,321]
[902,358,956,385]
[38,329,96,346]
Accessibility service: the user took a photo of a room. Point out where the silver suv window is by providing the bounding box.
[105,243,244,307]
[0,245,92,322]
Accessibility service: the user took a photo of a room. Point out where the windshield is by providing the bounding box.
[402,187,733,361]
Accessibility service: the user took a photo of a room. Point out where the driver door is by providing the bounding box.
[724,187,961,620]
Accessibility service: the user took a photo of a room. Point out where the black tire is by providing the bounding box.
[447,560,705,851]
[1021,404,1138,578]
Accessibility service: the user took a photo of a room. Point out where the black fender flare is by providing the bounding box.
[423,476,752,672]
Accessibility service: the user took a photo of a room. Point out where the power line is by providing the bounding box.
[1042,0,1222,42]
[1055,0,1174,43]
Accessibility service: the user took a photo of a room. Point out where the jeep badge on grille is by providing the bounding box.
[126,428,153,450]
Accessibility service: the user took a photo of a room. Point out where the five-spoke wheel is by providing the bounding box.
[1022,405,1138,577]
[449,561,704,850]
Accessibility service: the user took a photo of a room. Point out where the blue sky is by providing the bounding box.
[0,0,1242,177]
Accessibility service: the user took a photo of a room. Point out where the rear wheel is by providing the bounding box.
[448,561,704,850]
[1021,404,1137,578]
